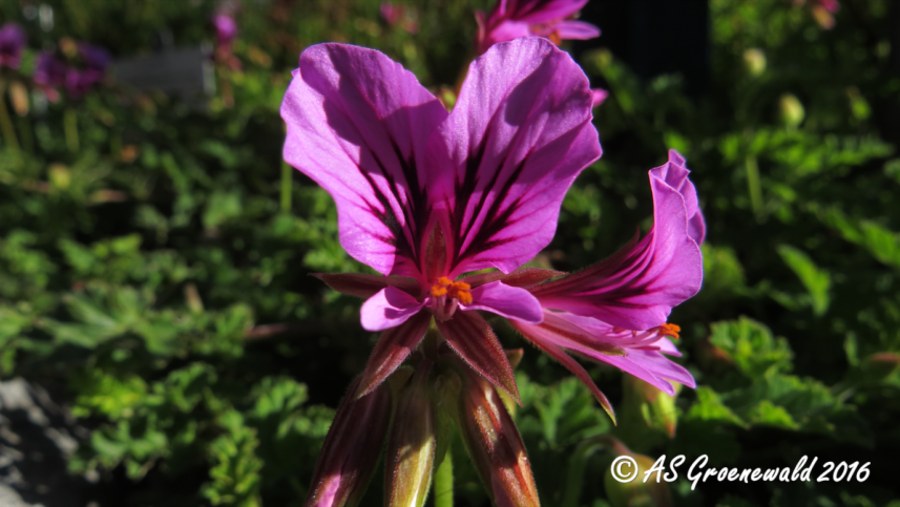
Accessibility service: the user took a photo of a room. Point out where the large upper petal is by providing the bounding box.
[428,38,601,276]
[281,44,449,276]
[531,150,704,330]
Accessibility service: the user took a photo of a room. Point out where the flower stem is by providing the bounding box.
[280,160,292,212]
[0,82,22,159]
[64,108,79,154]
[745,154,764,221]
[433,445,453,507]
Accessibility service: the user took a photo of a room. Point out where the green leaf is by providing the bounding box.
[777,244,831,315]
[708,318,793,377]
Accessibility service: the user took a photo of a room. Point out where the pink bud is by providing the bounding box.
[306,377,392,507]
[456,372,540,507]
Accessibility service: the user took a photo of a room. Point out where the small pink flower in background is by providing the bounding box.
[793,0,840,29]
[380,2,419,34]
[0,23,26,70]
[212,4,241,70]
[591,87,608,108]
[65,43,110,98]
[816,0,840,13]
[213,12,238,48]
[34,51,67,101]
[476,0,600,54]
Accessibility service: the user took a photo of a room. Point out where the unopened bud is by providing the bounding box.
[742,48,766,76]
[621,376,681,439]
[306,376,392,507]
[779,94,805,128]
[385,369,436,507]
[456,373,540,507]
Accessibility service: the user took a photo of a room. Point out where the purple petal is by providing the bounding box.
[361,286,425,331]
[437,310,520,402]
[463,281,543,323]
[428,38,601,276]
[507,0,589,24]
[281,43,449,276]
[531,150,704,331]
[592,340,696,395]
[513,311,695,395]
[356,312,431,398]
[552,20,601,40]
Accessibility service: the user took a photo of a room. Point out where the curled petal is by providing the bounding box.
[437,310,520,402]
[464,281,543,323]
[456,374,540,507]
[357,312,431,398]
[428,38,601,277]
[361,286,425,332]
[532,151,704,331]
[281,43,449,276]
[306,377,392,507]
[514,311,695,395]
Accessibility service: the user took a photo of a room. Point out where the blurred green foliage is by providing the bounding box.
[1,0,900,505]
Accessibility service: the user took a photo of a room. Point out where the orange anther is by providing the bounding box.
[658,323,681,339]
[430,277,473,305]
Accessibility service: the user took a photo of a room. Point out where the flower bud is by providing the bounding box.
[742,48,766,76]
[306,376,392,507]
[456,373,540,507]
[779,94,805,128]
[604,449,672,507]
[621,376,681,439]
[385,369,436,507]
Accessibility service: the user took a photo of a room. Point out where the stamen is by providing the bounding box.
[657,323,681,339]
[430,277,473,305]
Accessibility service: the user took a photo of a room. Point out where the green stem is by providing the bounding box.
[745,154,764,221]
[0,82,21,158]
[280,161,292,212]
[433,446,454,507]
[64,108,79,154]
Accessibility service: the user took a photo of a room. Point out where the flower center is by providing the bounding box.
[429,276,473,321]
[430,276,473,304]
[657,323,681,339]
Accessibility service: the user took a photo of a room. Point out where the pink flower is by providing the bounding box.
[281,38,703,418]
[33,51,67,101]
[0,23,26,70]
[282,38,601,401]
[475,0,600,54]
[65,43,109,98]
[213,12,238,47]
[380,2,419,33]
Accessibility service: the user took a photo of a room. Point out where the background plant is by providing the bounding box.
[1,0,899,505]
